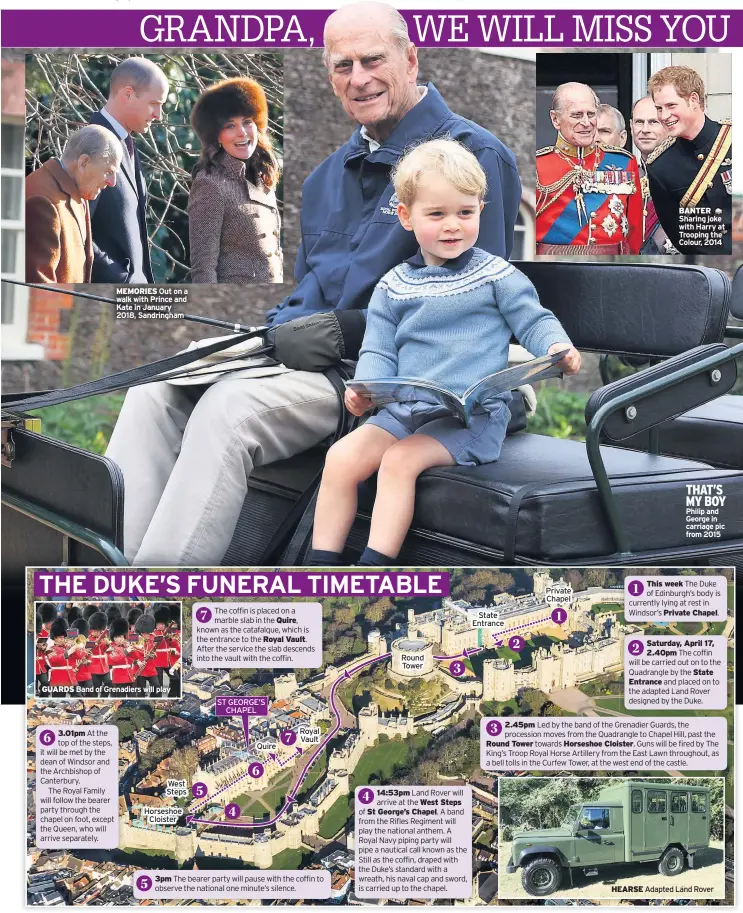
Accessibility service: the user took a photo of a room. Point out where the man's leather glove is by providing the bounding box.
[268,310,367,371]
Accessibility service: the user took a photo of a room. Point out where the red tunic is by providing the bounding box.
[169,629,181,668]
[154,627,171,669]
[71,645,92,682]
[88,633,109,676]
[107,643,135,684]
[47,645,76,687]
[35,638,49,676]
[536,139,643,253]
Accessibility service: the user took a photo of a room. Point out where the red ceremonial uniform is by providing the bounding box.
[135,633,158,677]
[169,628,181,668]
[88,633,110,675]
[71,644,92,683]
[154,627,171,669]
[107,643,136,684]
[35,637,49,676]
[47,644,76,687]
[536,135,643,254]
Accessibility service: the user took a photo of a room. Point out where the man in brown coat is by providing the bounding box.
[25,125,122,283]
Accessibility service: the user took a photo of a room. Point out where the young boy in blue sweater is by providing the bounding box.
[311,139,581,567]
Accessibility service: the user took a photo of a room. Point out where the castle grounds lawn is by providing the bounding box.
[318,795,352,839]
[234,770,292,815]
[673,622,706,635]
[350,731,431,790]
[593,696,625,711]
[480,699,520,717]
[271,848,308,870]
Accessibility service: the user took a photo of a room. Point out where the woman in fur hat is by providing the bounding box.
[188,77,282,284]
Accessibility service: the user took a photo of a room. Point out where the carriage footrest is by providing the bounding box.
[583,868,599,877]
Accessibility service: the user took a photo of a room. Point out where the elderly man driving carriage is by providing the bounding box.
[106,1,523,565]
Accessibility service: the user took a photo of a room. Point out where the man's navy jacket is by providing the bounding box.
[266,83,521,326]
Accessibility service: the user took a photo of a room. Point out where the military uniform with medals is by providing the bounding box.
[646,116,732,254]
[536,134,643,254]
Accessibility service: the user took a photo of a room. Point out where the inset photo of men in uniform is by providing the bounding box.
[535,52,731,257]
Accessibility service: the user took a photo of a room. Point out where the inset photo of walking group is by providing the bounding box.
[24,52,283,285]
[31,600,182,699]
[536,52,732,255]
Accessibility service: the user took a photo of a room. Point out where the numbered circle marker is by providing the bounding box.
[192,781,208,798]
[358,787,375,805]
[136,875,152,893]
[225,803,241,819]
[249,762,264,779]
[38,729,56,747]
[551,607,567,625]
[449,660,466,677]
[627,579,645,597]
[486,720,503,737]
[280,730,297,746]
[628,639,645,656]
[195,606,213,624]
[509,635,525,652]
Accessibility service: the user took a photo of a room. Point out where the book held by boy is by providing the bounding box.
[346,347,571,427]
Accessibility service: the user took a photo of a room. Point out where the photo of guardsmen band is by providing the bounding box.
[34,602,181,699]
[536,61,732,255]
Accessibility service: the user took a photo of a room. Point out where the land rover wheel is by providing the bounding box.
[521,857,563,896]
[659,847,686,876]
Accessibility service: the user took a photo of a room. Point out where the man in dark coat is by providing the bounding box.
[647,65,732,255]
[89,57,168,282]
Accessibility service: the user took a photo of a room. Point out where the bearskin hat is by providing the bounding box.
[66,606,82,624]
[35,612,43,633]
[107,605,123,622]
[72,618,89,637]
[136,613,156,635]
[154,605,171,626]
[40,603,58,624]
[83,604,99,620]
[190,78,268,148]
[169,604,181,624]
[50,618,68,640]
[110,617,129,640]
[127,607,143,626]
[89,611,108,632]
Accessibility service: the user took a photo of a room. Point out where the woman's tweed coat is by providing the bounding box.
[188,150,282,284]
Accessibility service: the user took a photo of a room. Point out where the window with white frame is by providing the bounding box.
[512,200,536,261]
[1,118,42,359]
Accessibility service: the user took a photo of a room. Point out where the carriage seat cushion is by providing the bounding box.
[619,394,743,471]
[357,432,743,562]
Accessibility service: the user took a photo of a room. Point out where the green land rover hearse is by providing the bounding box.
[506,781,712,897]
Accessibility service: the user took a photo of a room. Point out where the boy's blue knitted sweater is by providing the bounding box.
[354,247,572,397]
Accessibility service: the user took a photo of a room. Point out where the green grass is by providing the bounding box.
[270,848,309,870]
[481,698,520,717]
[29,393,125,454]
[672,622,707,635]
[318,794,352,839]
[350,730,431,790]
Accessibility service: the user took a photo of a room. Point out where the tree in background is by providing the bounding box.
[25,51,283,282]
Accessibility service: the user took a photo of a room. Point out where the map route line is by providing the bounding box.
[187,645,485,829]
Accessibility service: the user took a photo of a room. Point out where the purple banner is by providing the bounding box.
[33,570,450,597]
[2,10,738,48]
[215,696,270,717]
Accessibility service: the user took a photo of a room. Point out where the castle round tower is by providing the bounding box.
[483,657,516,702]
